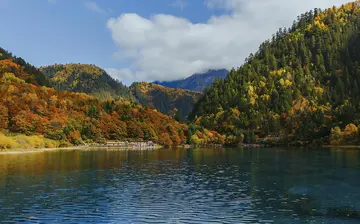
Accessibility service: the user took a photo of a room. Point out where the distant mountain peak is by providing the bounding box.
[154,69,228,92]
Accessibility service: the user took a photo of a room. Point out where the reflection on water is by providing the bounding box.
[0,148,359,223]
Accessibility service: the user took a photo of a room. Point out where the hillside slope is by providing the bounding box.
[130,82,202,121]
[0,47,49,86]
[154,69,228,92]
[190,2,360,146]
[0,52,189,147]
[40,64,132,101]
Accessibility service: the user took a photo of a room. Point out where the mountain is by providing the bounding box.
[0,48,49,86]
[154,69,228,92]
[190,2,360,146]
[130,82,202,122]
[0,47,223,149]
[40,64,132,101]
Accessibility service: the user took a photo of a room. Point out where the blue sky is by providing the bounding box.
[0,0,213,68]
[0,0,349,84]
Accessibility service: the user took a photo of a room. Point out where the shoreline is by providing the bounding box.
[0,145,163,155]
[322,145,360,149]
[0,146,87,155]
[2,144,360,155]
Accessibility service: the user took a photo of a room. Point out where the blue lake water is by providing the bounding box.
[0,148,359,223]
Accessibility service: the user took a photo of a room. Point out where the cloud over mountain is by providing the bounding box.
[106,0,349,82]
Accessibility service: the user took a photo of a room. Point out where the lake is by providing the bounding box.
[0,148,359,223]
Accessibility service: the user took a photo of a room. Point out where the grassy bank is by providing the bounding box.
[0,132,166,154]
[0,132,62,150]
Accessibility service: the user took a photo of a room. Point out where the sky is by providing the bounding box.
[0,0,350,85]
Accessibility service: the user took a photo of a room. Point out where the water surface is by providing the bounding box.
[0,148,359,223]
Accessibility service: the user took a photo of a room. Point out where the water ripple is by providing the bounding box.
[0,148,360,223]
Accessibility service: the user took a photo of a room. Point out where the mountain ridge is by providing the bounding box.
[39,63,132,101]
[39,63,208,122]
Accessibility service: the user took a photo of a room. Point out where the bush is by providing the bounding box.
[69,130,83,145]
[330,124,359,145]
[44,139,59,148]
[59,140,73,148]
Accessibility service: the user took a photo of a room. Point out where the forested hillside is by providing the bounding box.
[154,69,228,92]
[190,2,360,146]
[0,47,49,86]
[131,82,201,121]
[0,50,224,149]
[40,64,132,101]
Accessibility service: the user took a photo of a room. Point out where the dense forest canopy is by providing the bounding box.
[190,1,360,146]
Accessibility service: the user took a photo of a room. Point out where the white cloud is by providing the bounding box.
[105,68,133,82]
[107,0,349,82]
[85,1,106,14]
[171,0,187,10]
[105,68,146,85]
